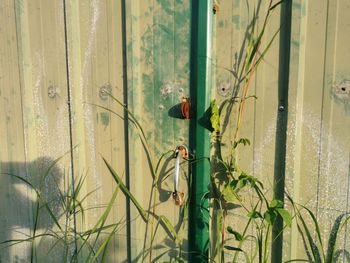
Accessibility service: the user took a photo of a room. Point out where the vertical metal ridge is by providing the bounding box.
[271,1,293,262]
[62,0,78,259]
[315,0,330,220]
[121,0,131,261]
[189,0,213,262]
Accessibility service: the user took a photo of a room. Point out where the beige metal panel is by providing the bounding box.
[64,0,127,261]
[125,0,191,261]
[282,0,330,260]
[16,0,70,162]
[124,0,149,258]
[106,0,128,261]
[284,1,306,260]
[0,1,31,261]
[316,0,350,254]
[288,0,350,260]
[250,3,281,192]
[0,0,70,262]
[287,0,324,259]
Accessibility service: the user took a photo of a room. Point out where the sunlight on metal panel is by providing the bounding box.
[124,0,191,261]
[0,0,349,262]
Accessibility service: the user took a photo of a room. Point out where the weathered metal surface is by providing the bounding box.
[213,0,350,261]
[286,0,350,260]
[0,1,30,261]
[1,0,349,262]
[0,0,127,262]
[124,0,191,260]
[1,0,70,261]
[64,0,127,261]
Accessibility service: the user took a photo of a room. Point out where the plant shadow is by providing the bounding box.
[0,157,65,262]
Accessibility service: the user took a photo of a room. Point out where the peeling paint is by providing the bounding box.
[99,112,110,127]
[232,15,240,27]
[160,81,185,99]
[291,39,300,47]
[156,0,174,15]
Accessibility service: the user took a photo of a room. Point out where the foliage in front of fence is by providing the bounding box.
[101,93,188,263]
[207,1,291,262]
[208,102,292,263]
[206,1,350,262]
[0,159,124,263]
[285,195,350,263]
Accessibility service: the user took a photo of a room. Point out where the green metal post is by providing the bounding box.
[189,0,213,262]
[271,1,292,262]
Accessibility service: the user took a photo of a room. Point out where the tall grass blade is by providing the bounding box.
[92,100,157,179]
[81,185,120,259]
[297,209,322,262]
[89,224,121,263]
[159,215,178,241]
[270,0,284,11]
[325,213,350,263]
[103,157,148,221]
[301,205,325,259]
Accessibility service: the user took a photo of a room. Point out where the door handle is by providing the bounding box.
[172,145,188,206]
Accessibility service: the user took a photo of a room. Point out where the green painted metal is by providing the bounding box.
[189,0,213,261]
[2,0,350,262]
[271,1,293,262]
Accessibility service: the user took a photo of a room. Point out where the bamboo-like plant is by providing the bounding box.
[208,102,292,263]
[208,0,289,262]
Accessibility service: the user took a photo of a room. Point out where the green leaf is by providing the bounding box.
[229,179,239,191]
[264,210,277,225]
[224,245,243,252]
[222,183,241,203]
[103,157,148,221]
[159,215,178,241]
[233,138,251,149]
[325,213,350,263]
[237,173,263,190]
[237,178,248,189]
[300,205,325,256]
[296,207,323,262]
[270,199,283,208]
[276,208,292,227]
[210,99,220,133]
[89,224,120,262]
[248,211,263,219]
[227,226,243,241]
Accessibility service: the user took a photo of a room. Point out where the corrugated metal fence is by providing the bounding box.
[0,0,349,262]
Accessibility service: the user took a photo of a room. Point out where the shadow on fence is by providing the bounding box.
[0,157,65,262]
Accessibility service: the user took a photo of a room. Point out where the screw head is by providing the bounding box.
[99,84,112,101]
